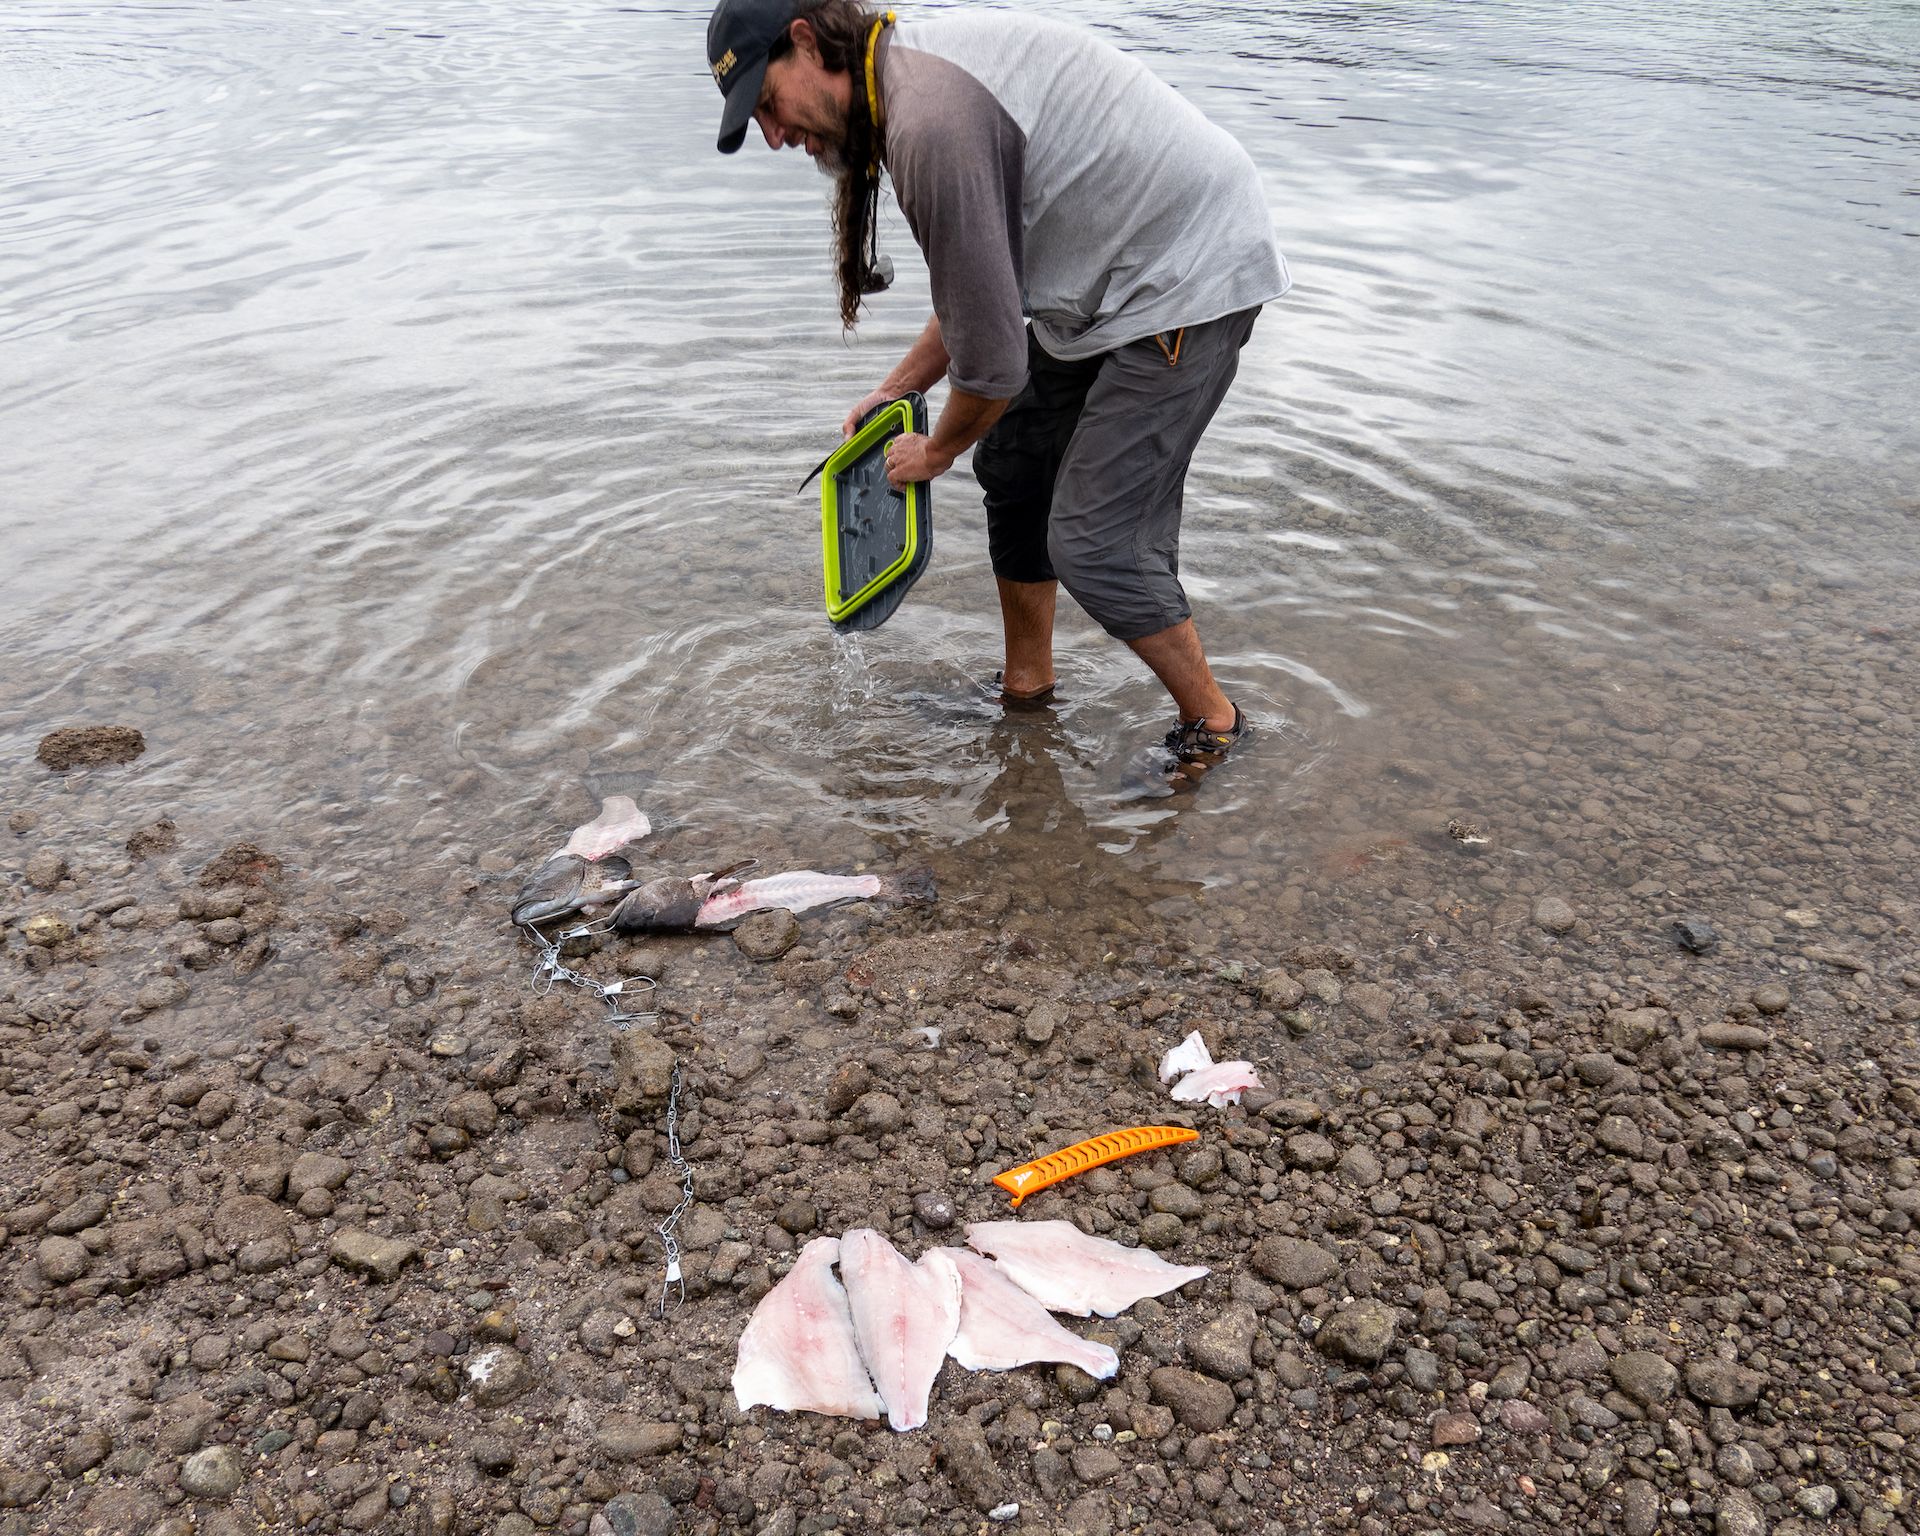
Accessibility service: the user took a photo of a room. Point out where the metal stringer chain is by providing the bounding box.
[519,918,657,1027]
[655,1062,694,1317]
[518,920,690,1316]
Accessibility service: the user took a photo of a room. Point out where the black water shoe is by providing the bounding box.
[1163,703,1247,764]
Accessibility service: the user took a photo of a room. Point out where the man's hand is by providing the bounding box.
[883,432,954,488]
[842,389,894,438]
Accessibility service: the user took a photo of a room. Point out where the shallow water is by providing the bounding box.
[3,1,1916,969]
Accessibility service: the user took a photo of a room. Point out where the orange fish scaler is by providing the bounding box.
[992,1126,1200,1209]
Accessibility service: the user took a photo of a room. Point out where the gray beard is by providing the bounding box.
[814,142,850,179]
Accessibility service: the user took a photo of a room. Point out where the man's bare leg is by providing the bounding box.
[1128,618,1235,731]
[996,577,1058,699]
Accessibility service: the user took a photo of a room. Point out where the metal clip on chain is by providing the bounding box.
[655,1061,695,1318]
[520,920,656,1028]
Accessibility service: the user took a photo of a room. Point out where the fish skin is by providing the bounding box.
[932,1248,1119,1380]
[563,795,652,860]
[963,1220,1209,1318]
[1170,1060,1262,1108]
[1159,1029,1214,1084]
[839,1228,959,1432]
[731,1237,883,1420]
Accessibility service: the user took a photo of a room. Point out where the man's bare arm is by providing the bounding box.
[841,315,952,435]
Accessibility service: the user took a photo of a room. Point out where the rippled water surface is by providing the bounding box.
[4,0,1916,941]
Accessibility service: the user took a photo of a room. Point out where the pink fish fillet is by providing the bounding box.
[1170,1060,1262,1108]
[964,1220,1209,1318]
[839,1229,960,1432]
[929,1248,1119,1380]
[563,795,652,860]
[732,1237,883,1420]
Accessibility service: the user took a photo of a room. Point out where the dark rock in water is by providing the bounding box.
[200,842,282,887]
[733,909,800,961]
[36,725,146,770]
[127,817,179,859]
[1673,917,1717,953]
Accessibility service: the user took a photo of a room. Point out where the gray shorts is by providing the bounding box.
[972,306,1260,641]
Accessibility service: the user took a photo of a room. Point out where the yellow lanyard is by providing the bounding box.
[865,10,895,164]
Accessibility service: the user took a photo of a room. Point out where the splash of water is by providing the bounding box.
[829,631,875,713]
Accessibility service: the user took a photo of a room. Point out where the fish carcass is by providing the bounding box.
[731,1237,883,1420]
[611,865,934,935]
[964,1220,1209,1318]
[510,853,641,926]
[929,1248,1118,1380]
[839,1229,960,1432]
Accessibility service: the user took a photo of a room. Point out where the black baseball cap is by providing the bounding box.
[708,0,801,154]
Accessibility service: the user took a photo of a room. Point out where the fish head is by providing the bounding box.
[609,875,707,933]
[510,853,587,925]
[576,854,641,908]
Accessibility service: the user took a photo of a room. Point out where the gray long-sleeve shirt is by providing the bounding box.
[878,12,1290,399]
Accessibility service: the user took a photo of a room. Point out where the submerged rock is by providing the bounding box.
[37,725,146,770]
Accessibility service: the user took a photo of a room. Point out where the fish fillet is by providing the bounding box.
[964,1220,1209,1318]
[1170,1060,1262,1107]
[732,1237,883,1420]
[932,1248,1119,1380]
[564,795,652,860]
[840,1229,960,1431]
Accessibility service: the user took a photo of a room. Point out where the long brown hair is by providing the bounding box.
[771,0,886,328]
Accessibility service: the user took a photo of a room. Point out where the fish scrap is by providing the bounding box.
[511,852,642,926]
[564,794,652,859]
[1157,1028,1261,1108]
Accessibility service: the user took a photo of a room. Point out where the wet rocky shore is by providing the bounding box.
[3,569,1917,1536]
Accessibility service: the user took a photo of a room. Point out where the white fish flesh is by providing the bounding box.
[839,1228,960,1431]
[563,795,651,860]
[695,870,881,927]
[1159,1029,1214,1083]
[931,1248,1118,1380]
[964,1220,1209,1318]
[731,1237,883,1420]
[1170,1060,1262,1108]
